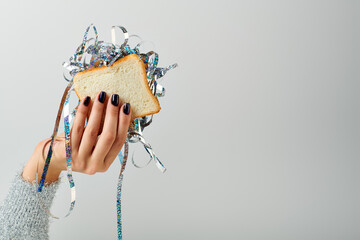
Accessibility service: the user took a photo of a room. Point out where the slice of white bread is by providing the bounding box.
[73,54,161,120]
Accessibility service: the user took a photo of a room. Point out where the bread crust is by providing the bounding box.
[73,54,161,120]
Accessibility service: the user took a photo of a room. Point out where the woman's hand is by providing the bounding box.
[22,91,131,183]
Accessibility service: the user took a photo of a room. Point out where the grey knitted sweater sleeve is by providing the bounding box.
[0,172,60,240]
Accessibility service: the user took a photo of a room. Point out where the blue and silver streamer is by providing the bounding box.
[39,24,177,238]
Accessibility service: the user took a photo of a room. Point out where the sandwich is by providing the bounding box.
[73,54,160,121]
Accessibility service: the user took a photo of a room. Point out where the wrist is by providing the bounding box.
[22,139,62,184]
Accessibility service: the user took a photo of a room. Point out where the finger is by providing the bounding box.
[78,91,107,157]
[104,102,131,169]
[91,94,120,165]
[70,96,91,152]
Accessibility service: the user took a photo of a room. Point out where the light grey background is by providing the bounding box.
[0,0,359,239]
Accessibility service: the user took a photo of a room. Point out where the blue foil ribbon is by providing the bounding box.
[37,24,177,239]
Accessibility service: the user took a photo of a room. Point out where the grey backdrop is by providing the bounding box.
[0,0,359,239]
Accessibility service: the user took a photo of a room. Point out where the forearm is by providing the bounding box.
[0,139,62,239]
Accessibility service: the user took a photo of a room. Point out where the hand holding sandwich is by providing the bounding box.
[22,91,131,183]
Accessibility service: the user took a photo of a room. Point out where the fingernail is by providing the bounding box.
[84,96,91,106]
[123,103,130,115]
[99,91,106,103]
[111,94,119,106]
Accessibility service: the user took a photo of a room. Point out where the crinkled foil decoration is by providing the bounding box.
[36,24,177,239]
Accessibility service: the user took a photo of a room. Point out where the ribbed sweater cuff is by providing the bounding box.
[0,172,60,240]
